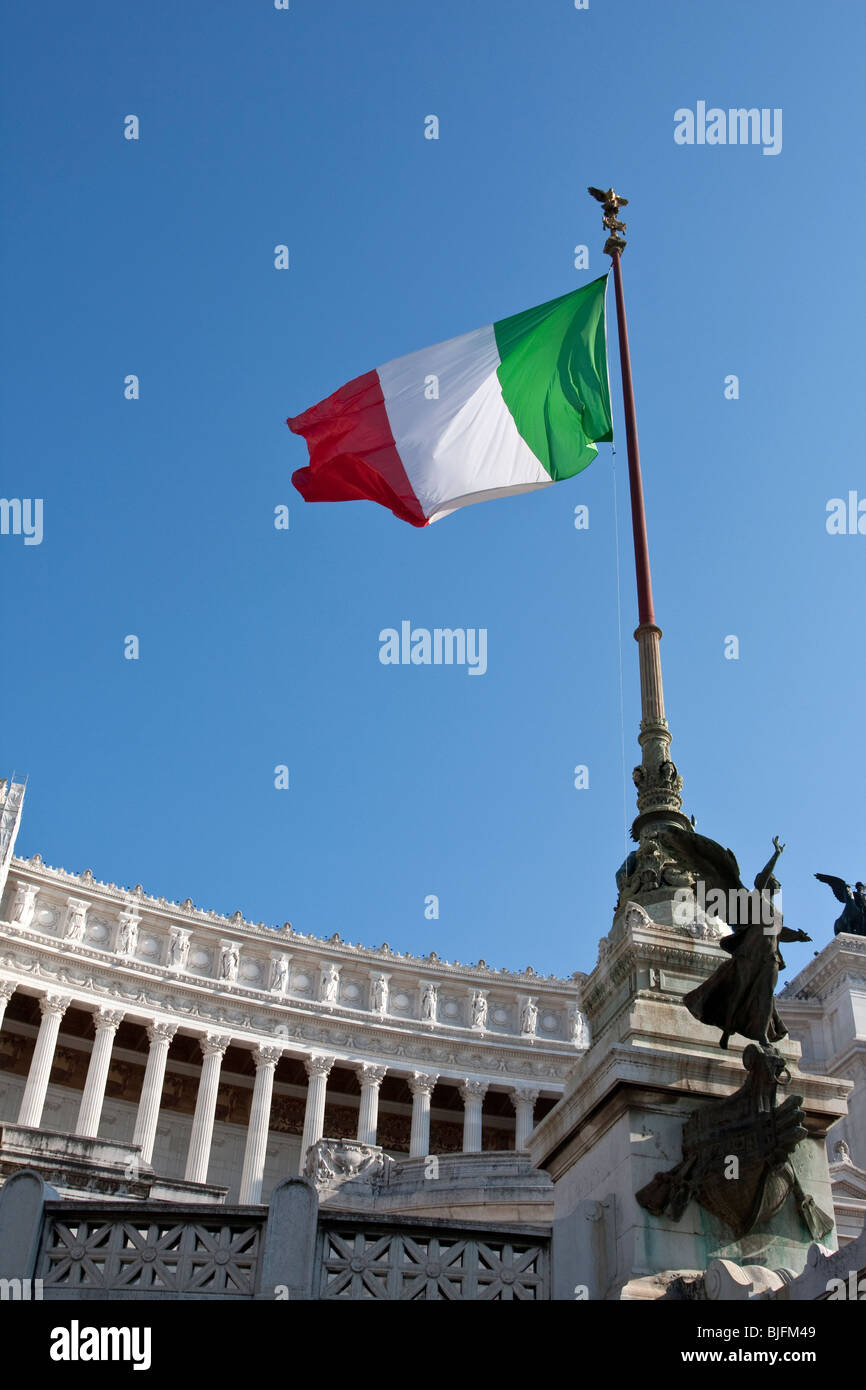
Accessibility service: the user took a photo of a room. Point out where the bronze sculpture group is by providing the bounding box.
[636,836,835,1243]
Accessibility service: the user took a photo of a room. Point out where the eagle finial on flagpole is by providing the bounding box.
[588,186,628,255]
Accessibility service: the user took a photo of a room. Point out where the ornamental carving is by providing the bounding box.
[304,1138,388,1190]
[616,834,695,912]
[269,955,289,993]
[370,975,389,1014]
[40,993,72,1018]
[305,1054,335,1080]
[356,1063,387,1089]
[320,964,340,1004]
[509,1087,540,1108]
[146,1020,178,1047]
[253,1045,283,1069]
[519,999,538,1037]
[471,991,488,1029]
[458,1080,489,1102]
[218,942,239,984]
[63,900,88,945]
[11,882,38,928]
[632,753,684,816]
[92,1008,125,1032]
[408,1072,438,1097]
[569,1010,590,1049]
[168,929,191,971]
[420,983,438,1023]
[116,913,140,956]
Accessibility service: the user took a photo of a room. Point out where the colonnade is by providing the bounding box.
[0,982,541,1203]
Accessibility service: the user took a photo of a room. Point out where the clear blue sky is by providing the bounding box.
[2,1,863,982]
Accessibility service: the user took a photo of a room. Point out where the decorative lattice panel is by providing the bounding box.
[39,1215,262,1295]
[319,1226,548,1300]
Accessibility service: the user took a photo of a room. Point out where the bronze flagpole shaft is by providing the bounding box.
[609,248,655,629]
[588,187,683,831]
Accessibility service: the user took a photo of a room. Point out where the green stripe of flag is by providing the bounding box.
[493,273,613,481]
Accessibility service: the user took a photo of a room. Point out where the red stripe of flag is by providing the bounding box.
[287,369,428,527]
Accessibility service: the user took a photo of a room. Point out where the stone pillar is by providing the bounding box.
[184,1034,230,1184]
[75,1008,124,1137]
[0,979,15,1030]
[239,1045,282,1204]
[459,1080,489,1154]
[509,1086,540,1150]
[132,1020,177,1164]
[17,993,71,1129]
[298,1055,335,1175]
[355,1064,387,1145]
[408,1072,438,1157]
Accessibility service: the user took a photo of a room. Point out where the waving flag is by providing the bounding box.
[288,274,612,526]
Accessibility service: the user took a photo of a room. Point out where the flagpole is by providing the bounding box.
[589,188,688,838]
[609,248,654,629]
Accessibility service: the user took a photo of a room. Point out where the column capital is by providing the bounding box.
[146,1019,178,1047]
[304,1054,335,1080]
[92,1007,125,1032]
[39,993,71,1019]
[200,1033,231,1059]
[408,1071,438,1097]
[0,978,16,1003]
[253,1044,283,1069]
[509,1086,540,1107]
[458,1079,489,1102]
[356,1063,387,1089]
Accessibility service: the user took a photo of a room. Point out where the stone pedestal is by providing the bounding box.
[529,901,851,1300]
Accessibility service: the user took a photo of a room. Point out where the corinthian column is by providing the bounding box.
[298,1055,334,1175]
[0,978,15,1030]
[509,1086,540,1150]
[355,1064,386,1145]
[459,1080,489,1154]
[75,1008,124,1137]
[17,993,71,1129]
[132,1020,177,1164]
[239,1045,282,1204]
[184,1034,231,1184]
[408,1073,438,1157]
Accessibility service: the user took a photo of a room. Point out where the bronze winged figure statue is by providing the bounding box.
[682,838,811,1050]
[815,873,866,937]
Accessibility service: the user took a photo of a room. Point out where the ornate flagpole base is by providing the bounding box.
[631,624,691,841]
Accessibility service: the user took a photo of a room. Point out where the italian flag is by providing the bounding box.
[288,274,613,527]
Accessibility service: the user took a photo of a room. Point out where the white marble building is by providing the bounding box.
[778,931,866,1242]
[0,780,586,1208]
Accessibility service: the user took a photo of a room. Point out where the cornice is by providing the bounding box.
[0,933,573,1087]
[779,933,866,1002]
[9,856,580,990]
